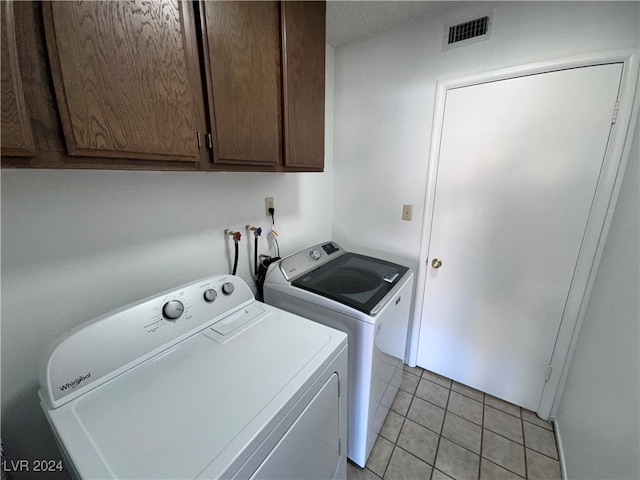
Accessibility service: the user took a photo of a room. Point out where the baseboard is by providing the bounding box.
[551,417,568,480]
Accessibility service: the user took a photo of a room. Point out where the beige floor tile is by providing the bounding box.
[435,437,480,480]
[526,448,562,480]
[385,447,433,480]
[407,396,445,434]
[522,409,553,431]
[523,422,558,459]
[485,395,521,418]
[451,381,484,402]
[422,370,453,389]
[358,369,562,480]
[482,430,526,477]
[390,389,413,417]
[484,405,523,444]
[400,371,420,395]
[380,410,404,443]
[366,435,394,477]
[479,458,524,480]
[447,391,483,425]
[415,378,450,408]
[347,461,382,480]
[441,412,482,454]
[403,364,424,377]
[396,418,440,465]
[432,469,455,480]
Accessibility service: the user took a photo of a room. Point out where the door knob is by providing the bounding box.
[431,258,443,269]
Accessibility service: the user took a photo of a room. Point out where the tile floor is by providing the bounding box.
[347,365,562,480]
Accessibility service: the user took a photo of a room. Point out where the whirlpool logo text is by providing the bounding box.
[59,372,91,392]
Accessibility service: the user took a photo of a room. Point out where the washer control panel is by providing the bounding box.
[279,241,345,282]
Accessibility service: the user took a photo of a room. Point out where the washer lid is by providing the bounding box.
[292,253,409,315]
[42,304,346,479]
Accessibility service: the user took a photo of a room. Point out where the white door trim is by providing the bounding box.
[408,49,639,419]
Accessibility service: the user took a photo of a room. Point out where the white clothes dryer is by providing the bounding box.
[263,241,413,468]
[39,275,347,479]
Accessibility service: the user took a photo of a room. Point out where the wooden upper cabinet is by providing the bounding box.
[43,1,203,164]
[200,1,282,167]
[200,1,325,171]
[282,1,325,170]
[1,1,36,157]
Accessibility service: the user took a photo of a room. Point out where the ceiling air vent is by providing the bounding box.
[443,13,492,51]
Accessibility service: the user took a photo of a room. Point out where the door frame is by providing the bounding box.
[408,49,639,419]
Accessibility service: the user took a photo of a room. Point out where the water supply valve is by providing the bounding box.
[246,225,262,237]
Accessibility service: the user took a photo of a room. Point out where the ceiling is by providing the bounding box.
[326,1,466,47]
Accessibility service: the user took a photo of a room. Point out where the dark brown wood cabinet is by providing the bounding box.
[200,0,325,171]
[1,1,325,172]
[1,1,36,157]
[201,1,283,168]
[43,0,206,167]
[282,1,325,170]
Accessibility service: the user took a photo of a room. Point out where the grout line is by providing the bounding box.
[478,391,486,480]
[522,411,529,479]
[428,379,451,480]
[382,383,412,479]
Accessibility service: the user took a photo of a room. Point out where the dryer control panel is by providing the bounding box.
[279,241,345,281]
[40,275,254,409]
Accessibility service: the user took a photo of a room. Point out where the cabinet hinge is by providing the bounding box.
[206,133,213,149]
[338,379,341,397]
[545,365,553,382]
[338,438,342,456]
[196,131,201,148]
[612,101,620,125]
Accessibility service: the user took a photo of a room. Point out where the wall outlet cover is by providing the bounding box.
[402,204,413,221]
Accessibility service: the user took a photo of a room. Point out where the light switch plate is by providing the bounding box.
[402,204,413,221]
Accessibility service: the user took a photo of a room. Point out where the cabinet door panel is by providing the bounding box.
[282,1,325,170]
[44,1,200,162]
[1,1,35,157]
[202,1,282,166]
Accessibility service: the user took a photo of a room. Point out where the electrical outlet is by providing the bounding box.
[402,204,413,221]
[265,197,274,216]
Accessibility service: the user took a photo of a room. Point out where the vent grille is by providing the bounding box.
[448,16,489,44]
[443,14,493,50]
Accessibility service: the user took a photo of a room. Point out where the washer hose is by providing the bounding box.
[232,232,241,275]
[254,235,258,277]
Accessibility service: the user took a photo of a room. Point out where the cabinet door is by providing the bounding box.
[1,1,35,157]
[43,1,202,164]
[201,1,282,167]
[282,1,325,170]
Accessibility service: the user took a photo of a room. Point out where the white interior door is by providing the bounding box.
[416,64,622,411]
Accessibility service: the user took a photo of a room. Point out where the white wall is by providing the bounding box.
[332,1,639,260]
[555,116,639,480]
[332,2,639,479]
[0,46,335,479]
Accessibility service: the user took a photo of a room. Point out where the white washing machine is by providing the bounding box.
[39,275,347,479]
[263,241,413,468]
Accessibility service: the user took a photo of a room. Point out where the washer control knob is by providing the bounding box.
[309,249,321,260]
[222,282,235,295]
[163,300,184,320]
[203,289,217,303]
